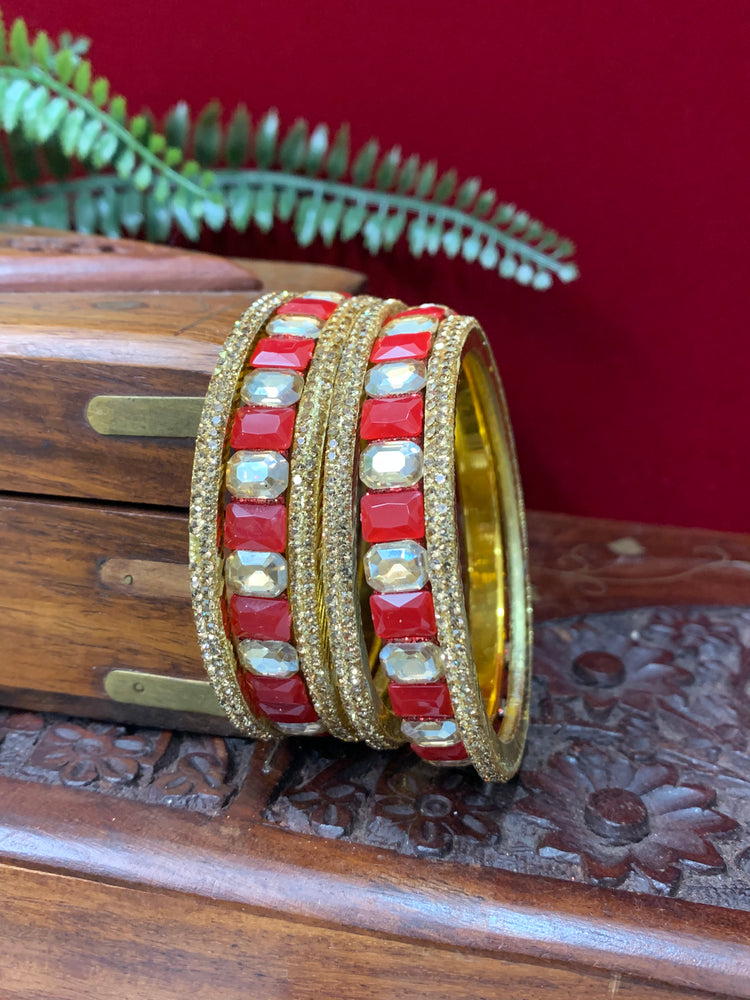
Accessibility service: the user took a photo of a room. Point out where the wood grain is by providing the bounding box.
[1,862,713,1000]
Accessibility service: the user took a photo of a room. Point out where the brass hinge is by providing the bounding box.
[104,669,226,717]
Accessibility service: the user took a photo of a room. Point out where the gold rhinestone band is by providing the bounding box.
[189,292,290,737]
[287,295,381,740]
[423,316,532,781]
[321,298,405,749]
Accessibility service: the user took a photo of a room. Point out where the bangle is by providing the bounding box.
[324,304,531,780]
[190,291,375,740]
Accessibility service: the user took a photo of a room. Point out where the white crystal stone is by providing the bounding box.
[380,642,444,683]
[365,361,426,397]
[225,550,287,597]
[226,450,288,500]
[298,290,345,302]
[364,539,429,592]
[276,720,328,735]
[401,718,460,747]
[241,369,304,407]
[237,639,299,677]
[360,440,423,490]
[266,315,323,339]
[381,314,438,337]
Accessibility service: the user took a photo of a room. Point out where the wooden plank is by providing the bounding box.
[0,775,745,999]
[0,861,708,1000]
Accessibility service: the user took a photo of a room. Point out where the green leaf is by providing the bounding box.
[293,196,321,246]
[164,147,183,168]
[121,187,144,234]
[362,211,385,254]
[2,79,32,132]
[327,123,349,180]
[225,104,251,167]
[37,192,69,230]
[73,59,92,96]
[455,177,480,210]
[228,185,255,230]
[73,189,97,233]
[109,95,127,123]
[396,154,420,193]
[461,231,481,263]
[340,202,366,241]
[253,184,275,232]
[0,13,6,60]
[203,194,227,231]
[194,100,222,167]
[164,101,190,151]
[499,254,517,279]
[442,227,462,258]
[130,115,148,140]
[95,189,121,238]
[280,118,308,172]
[408,216,427,256]
[152,175,171,203]
[31,30,51,67]
[276,186,296,222]
[305,123,328,176]
[133,162,153,190]
[148,133,167,155]
[91,77,109,107]
[415,160,437,198]
[425,219,443,255]
[55,49,75,85]
[433,169,457,204]
[472,188,496,217]
[255,109,279,168]
[59,107,86,157]
[115,147,136,178]
[351,139,379,185]
[532,270,553,291]
[145,199,171,241]
[479,242,499,269]
[76,119,102,160]
[35,96,68,143]
[172,193,200,239]
[382,210,407,250]
[319,198,344,245]
[375,146,400,190]
[9,18,31,67]
[20,85,48,140]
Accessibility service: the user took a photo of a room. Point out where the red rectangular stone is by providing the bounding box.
[230,595,291,641]
[250,336,316,370]
[276,298,339,321]
[370,590,437,640]
[246,673,309,707]
[370,330,432,362]
[230,406,295,450]
[389,679,453,718]
[361,487,424,543]
[259,699,319,724]
[388,305,448,322]
[411,742,469,762]
[225,502,287,551]
[360,394,424,439]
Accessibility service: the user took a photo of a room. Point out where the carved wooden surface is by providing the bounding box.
[2,604,748,914]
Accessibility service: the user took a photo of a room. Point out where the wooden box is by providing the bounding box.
[0,228,748,999]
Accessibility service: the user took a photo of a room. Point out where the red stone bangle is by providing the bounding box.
[191,291,369,740]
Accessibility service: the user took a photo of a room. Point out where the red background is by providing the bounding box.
[8,1,750,531]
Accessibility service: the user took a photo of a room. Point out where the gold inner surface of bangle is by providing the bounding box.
[454,349,505,720]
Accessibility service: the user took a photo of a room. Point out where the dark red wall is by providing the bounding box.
[8,1,750,530]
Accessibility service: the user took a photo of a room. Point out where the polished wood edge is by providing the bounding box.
[0,775,746,996]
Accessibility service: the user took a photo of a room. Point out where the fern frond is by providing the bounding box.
[0,8,579,287]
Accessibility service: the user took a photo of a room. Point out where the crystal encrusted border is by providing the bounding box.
[190,293,291,736]
[321,299,406,749]
[423,315,531,781]
[287,295,380,741]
